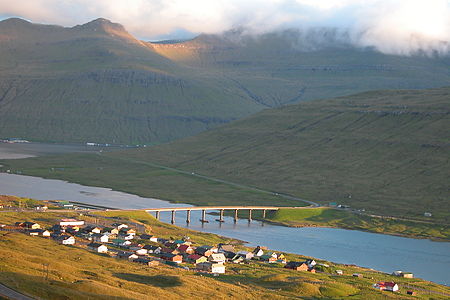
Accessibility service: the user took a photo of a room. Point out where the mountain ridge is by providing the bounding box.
[1,18,449,144]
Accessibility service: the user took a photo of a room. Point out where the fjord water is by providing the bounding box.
[1,173,449,285]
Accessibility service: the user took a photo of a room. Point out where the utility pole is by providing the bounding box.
[42,263,49,282]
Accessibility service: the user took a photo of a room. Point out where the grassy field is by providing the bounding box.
[104,87,450,223]
[0,153,298,207]
[0,210,449,299]
[1,87,448,239]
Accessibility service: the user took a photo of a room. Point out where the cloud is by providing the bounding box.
[0,0,449,55]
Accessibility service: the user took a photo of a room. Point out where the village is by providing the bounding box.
[5,216,414,295]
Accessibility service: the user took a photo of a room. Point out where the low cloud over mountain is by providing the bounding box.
[1,0,449,56]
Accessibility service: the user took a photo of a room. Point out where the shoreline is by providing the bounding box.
[0,170,448,242]
[259,218,450,243]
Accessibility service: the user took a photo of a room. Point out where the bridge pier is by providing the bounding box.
[155,211,160,220]
[201,209,207,223]
[248,209,253,222]
[219,209,224,222]
[171,210,176,224]
[234,209,239,223]
[186,210,191,223]
[262,209,266,219]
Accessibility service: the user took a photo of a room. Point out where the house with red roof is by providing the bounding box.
[187,254,208,264]
[373,281,399,292]
[177,244,195,254]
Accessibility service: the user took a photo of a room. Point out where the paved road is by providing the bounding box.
[107,154,320,207]
[0,284,34,300]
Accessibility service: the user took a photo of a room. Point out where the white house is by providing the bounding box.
[135,248,148,256]
[58,236,75,245]
[373,282,399,292]
[208,253,226,264]
[88,243,108,253]
[306,259,316,268]
[113,223,128,230]
[196,262,225,274]
[93,234,109,243]
[117,252,138,261]
[252,246,264,257]
[237,251,254,260]
[59,219,85,226]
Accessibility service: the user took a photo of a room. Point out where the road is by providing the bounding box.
[0,283,34,300]
[106,154,320,207]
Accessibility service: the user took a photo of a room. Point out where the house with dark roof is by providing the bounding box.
[196,262,225,274]
[55,235,75,245]
[143,245,161,254]
[21,222,41,229]
[116,251,138,261]
[195,246,213,257]
[88,243,108,253]
[285,261,309,271]
[160,253,182,263]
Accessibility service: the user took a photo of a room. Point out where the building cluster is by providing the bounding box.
[12,218,296,275]
[10,217,412,293]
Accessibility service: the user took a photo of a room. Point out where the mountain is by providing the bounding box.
[1,18,450,144]
[117,87,450,222]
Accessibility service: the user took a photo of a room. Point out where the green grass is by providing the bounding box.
[0,153,296,207]
[1,87,449,239]
[106,87,450,223]
[1,210,449,299]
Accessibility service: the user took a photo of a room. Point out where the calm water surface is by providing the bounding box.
[0,173,449,285]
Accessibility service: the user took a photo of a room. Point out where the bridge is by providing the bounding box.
[145,206,284,224]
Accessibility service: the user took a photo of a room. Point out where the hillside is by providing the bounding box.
[1,18,450,144]
[113,87,450,222]
[2,209,449,299]
[0,18,265,144]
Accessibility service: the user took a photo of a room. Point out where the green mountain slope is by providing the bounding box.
[0,18,265,144]
[1,18,450,144]
[118,87,450,222]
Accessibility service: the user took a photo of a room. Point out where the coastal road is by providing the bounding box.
[0,283,34,300]
[104,153,320,207]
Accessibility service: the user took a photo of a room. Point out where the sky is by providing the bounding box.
[0,0,449,55]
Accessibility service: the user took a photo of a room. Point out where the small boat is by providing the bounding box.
[199,219,209,223]
[215,219,225,223]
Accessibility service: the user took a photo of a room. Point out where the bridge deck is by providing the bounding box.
[145,206,282,212]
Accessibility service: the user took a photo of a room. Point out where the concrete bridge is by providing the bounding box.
[145,206,282,224]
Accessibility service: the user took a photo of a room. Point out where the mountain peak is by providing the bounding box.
[76,18,126,33]
[0,17,32,27]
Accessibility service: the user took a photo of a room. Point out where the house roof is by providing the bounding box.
[143,245,160,250]
[160,253,180,258]
[188,254,204,260]
[160,247,175,253]
[377,282,397,287]
[177,245,192,252]
[219,244,235,252]
[88,243,104,248]
[140,234,153,239]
